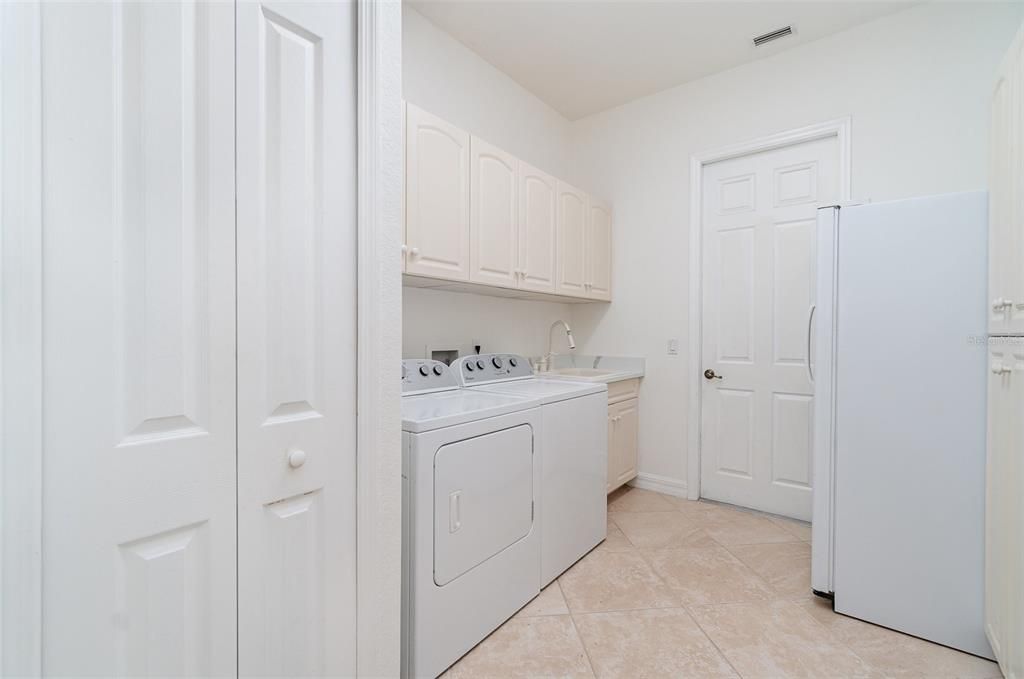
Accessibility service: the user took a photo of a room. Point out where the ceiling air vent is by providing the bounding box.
[753,25,793,47]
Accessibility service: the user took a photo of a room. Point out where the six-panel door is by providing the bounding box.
[406,104,472,280]
[40,3,238,674]
[700,136,838,521]
[236,2,357,676]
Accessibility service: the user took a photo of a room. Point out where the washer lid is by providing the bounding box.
[401,390,540,433]
[468,378,606,405]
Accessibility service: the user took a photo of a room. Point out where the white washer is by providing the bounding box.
[401,359,541,679]
[453,353,608,586]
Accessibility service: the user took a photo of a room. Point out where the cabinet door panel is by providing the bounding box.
[406,104,470,280]
[237,1,357,675]
[556,182,588,297]
[470,137,518,288]
[587,199,612,301]
[611,399,639,487]
[518,163,558,293]
[990,30,1024,335]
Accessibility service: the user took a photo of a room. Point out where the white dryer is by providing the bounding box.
[453,354,607,586]
[401,359,541,679]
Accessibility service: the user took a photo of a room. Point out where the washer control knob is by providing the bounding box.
[476,359,485,370]
[509,357,518,368]
[492,356,504,369]
[419,365,430,377]
[465,362,474,372]
[432,365,444,376]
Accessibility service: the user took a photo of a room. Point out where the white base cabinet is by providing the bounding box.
[606,379,640,493]
[403,103,612,302]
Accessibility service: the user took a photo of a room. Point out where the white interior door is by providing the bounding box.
[40,2,237,675]
[556,182,588,297]
[470,137,518,288]
[237,1,358,676]
[700,136,838,520]
[517,163,558,293]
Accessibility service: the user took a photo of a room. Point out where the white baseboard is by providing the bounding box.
[628,472,688,498]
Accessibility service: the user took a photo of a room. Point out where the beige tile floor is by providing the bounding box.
[443,486,1000,679]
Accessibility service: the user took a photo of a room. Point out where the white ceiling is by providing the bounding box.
[408,1,916,120]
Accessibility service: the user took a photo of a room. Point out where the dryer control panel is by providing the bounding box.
[402,359,459,395]
[452,353,533,386]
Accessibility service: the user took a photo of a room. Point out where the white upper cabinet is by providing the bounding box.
[403,105,611,301]
[517,163,558,294]
[556,182,589,297]
[587,199,613,301]
[406,104,471,280]
[990,29,1024,335]
[470,137,518,288]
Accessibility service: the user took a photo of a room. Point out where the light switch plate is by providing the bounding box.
[667,339,679,355]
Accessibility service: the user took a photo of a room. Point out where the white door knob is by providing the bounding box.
[410,247,420,258]
[288,449,307,469]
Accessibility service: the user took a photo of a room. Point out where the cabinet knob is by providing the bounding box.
[401,244,408,253]
[410,247,420,258]
[287,449,307,469]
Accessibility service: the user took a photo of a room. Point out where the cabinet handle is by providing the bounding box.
[993,298,1013,311]
[287,449,307,469]
[992,363,1013,375]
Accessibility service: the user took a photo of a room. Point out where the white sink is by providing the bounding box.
[542,367,640,383]
[547,368,614,377]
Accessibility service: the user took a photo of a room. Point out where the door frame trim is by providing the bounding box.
[355,0,403,675]
[686,118,852,501]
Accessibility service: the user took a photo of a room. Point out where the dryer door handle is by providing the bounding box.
[449,491,462,533]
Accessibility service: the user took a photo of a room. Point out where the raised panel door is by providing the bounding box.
[40,3,237,674]
[556,182,587,297]
[470,137,518,288]
[517,163,558,293]
[586,199,612,300]
[237,2,357,675]
[406,104,470,280]
[700,136,838,521]
[611,398,639,488]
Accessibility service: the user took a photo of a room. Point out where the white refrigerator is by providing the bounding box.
[810,192,994,659]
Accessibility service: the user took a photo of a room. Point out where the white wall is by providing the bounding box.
[568,2,1024,491]
[402,7,578,359]
[403,287,578,361]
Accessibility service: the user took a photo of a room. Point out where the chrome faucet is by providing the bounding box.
[546,320,576,367]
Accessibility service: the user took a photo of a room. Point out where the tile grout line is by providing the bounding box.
[680,603,747,679]
[559,580,599,678]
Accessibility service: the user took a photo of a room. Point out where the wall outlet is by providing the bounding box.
[667,339,679,355]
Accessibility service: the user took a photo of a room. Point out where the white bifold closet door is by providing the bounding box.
[236,2,358,677]
[40,2,238,675]
[38,1,357,676]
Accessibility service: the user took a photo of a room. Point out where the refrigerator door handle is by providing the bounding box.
[806,304,816,384]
